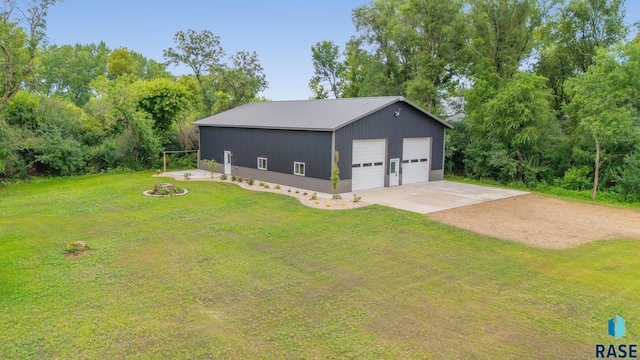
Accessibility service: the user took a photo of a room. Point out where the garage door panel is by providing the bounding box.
[352,139,385,191]
[353,140,384,164]
[402,138,430,184]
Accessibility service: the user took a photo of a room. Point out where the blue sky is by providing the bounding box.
[45,0,640,101]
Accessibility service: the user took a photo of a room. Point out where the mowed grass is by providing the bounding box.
[1,173,638,359]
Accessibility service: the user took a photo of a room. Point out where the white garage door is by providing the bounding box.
[352,139,385,191]
[402,137,430,184]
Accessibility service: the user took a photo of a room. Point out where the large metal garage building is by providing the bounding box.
[194,96,453,193]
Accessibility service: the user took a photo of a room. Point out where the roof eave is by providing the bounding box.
[332,96,454,131]
[331,96,402,131]
[195,123,333,132]
[400,97,454,129]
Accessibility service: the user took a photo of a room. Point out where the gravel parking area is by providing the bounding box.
[428,194,640,249]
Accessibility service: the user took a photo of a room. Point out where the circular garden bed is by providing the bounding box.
[143,183,188,197]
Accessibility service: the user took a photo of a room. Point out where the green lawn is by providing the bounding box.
[1,173,638,359]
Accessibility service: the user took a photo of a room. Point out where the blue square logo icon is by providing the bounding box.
[608,315,625,340]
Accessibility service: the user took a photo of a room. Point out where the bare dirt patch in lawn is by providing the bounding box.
[427,194,640,249]
[63,250,92,259]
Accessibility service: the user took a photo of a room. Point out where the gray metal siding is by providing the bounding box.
[335,101,446,180]
[199,127,332,180]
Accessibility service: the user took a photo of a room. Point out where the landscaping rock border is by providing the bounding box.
[154,172,369,210]
[142,189,189,198]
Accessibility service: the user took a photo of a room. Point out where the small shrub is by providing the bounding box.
[231,174,238,182]
[175,186,183,193]
[303,192,307,196]
[325,203,331,207]
[220,174,227,180]
[315,200,320,204]
[156,169,162,175]
[295,190,299,194]
[331,151,340,195]
[264,184,270,189]
[613,152,640,202]
[288,189,291,193]
[310,193,318,200]
[206,159,218,177]
[183,172,191,180]
[353,194,361,202]
[558,166,591,191]
[275,184,281,190]
[65,241,88,254]
[259,181,265,187]
[160,188,170,196]
[239,176,245,182]
[332,194,342,200]
[246,177,255,185]
[341,202,346,207]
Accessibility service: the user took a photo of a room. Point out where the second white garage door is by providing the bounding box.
[352,139,385,191]
[402,137,430,184]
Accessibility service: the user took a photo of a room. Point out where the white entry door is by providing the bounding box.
[402,138,430,184]
[224,151,231,175]
[389,158,399,187]
[352,139,385,191]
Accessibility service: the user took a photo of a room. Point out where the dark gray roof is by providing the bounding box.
[193,96,453,131]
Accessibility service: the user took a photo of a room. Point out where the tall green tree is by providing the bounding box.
[137,78,187,142]
[467,0,541,83]
[216,50,268,110]
[465,72,557,184]
[352,0,407,96]
[347,0,467,108]
[34,42,110,106]
[129,50,172,80]
[163,29,225,115]
[89,75,161,169]
[0,0,60,111]
[400,0,466,112]
[309,40,345,99]
[108,48,136,78]
[341,37,388,97]
[463,0,550,184]
[556,0,626,73]
[566,45,638,200]
[536,0,627,117]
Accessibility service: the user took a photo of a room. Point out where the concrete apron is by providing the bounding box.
[351,180,529,214]
[157,172,528,214]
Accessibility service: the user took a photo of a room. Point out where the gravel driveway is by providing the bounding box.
[428,194,640,248]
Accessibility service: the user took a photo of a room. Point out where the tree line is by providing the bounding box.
[0,1,267,182]
[309,0,639,201]
[1,0,638,202]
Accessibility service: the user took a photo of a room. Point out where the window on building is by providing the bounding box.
[294,162,305,176]
[258,157,267,170]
